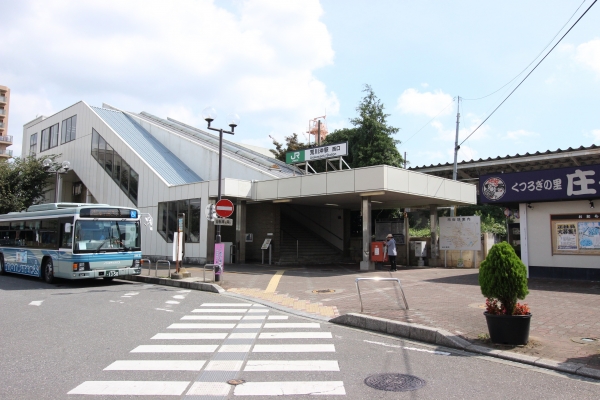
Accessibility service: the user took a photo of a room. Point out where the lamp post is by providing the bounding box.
[202,108,239,244]
[42,159,71,203]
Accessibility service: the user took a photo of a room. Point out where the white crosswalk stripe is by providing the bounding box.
[68,301,346,397]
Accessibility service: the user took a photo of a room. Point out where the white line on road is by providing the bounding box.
[242,315,266,320]
[155,308,174,312]
[172,295,185,299]
[177,290,191,293]
[205,360,244,371]
[259,332,332,339]
[228,332,258,339]
[168,323,236,329]
[68,381,189,395]
[247,309,269,313]
[244,360,340,371]
[29,301,43,306]
[152,333,228,340]
[131,345,218,353]
[166,300,180,304]
[104,360,206,371]
[233,381,346,396]
[263,323,320,329]
[181,315,242,320]
[267,315,288,320]
[186,382,231,396]
[364,340,451,355]
[192,309,248,313]
[200,303,251,307]
[253,344,336,352]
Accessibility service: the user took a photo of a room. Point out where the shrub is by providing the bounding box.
[479,242,529,315]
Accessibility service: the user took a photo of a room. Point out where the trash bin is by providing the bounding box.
[214,265,222,282]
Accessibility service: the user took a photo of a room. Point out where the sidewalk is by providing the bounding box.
[147,262,600,374]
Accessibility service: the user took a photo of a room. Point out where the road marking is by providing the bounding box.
[263,323,320,329]
[247,309,269,313]
[218,345,251,352]
[187,382,231,396]
[68,381,189,395]
[172,295,185,299]
[253,344,336,352]
[229,332,258,339]
[242,315,266,320]
[29,300,43,306]
[166,300,179,304]
[177,290,191,293]
[152,333,228,340]
[200,303,251,307]
[234,381,346,396]
[265,270,285,293]
[192,308,248,313]
[364,340,451,355]
[259,332,332,339]
[235,323,262,329]
[131,345,218,353]
[267,315,288,320]
[168,323,236,329]
[244,360,340,371]
[181,315,242,320]
[104,360,206,371]
[205,360,244,371]
[155,308,174,312]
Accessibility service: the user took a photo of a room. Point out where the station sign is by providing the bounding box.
[214,218,233,226]
[285,142,348,164]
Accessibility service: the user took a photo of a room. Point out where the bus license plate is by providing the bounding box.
[106,270,119,277]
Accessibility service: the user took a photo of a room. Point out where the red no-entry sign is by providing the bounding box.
[215,199,234,218]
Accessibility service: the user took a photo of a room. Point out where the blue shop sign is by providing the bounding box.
[480,164,600,204]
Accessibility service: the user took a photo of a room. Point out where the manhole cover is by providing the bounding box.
[312,289,335,294]
[227,379,245,385]
[571,337,599,344]
[364,373,426,392]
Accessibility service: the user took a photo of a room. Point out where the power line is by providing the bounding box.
[462,0,587,101]
[459,0,597,147]
[400,98,456,146]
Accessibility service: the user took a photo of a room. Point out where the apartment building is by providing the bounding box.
[0,85,11,159]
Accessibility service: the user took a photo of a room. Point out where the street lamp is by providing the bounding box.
[43,159,71,203]
[202,107,239,244]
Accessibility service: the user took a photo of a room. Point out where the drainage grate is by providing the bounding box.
[364,374,426,392]
[312,289,335,294]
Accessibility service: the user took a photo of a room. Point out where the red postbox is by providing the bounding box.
[371,241,386,262]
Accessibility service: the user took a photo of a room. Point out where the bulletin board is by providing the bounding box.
[551,214,600,255]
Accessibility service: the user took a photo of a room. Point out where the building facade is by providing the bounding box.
[0,85,11,159]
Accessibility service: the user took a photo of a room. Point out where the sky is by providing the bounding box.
[1,0,599,169]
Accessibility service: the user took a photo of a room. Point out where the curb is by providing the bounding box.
[121,275,224,294]
[330,313,600,381]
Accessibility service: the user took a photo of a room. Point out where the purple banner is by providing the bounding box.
[479,164,600,204]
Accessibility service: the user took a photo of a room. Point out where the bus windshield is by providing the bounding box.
[74,220,140,253]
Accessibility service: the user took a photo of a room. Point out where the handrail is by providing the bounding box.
[355,277,409,312]
[140,258,151,276]
[0,135,12,142]
[155,260,171,277]
[282,205,344,242]
[203,264,222,283]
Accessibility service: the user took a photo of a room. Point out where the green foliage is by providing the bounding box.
[269,133,307,162]
[325,85,404,168]
[0,155,56,214]
[409,227,431,238]
[479,242,529,315]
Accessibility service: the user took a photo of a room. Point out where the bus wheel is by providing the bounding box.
[0,255,5,275]
[43,258,54,284]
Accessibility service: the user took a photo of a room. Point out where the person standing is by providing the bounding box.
[385,234,397,271]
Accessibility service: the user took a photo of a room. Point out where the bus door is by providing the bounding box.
[58,217,74,277]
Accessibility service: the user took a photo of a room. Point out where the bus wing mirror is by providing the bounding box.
[65,223,71,233]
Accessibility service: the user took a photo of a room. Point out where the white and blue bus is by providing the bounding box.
[0,203,143,283]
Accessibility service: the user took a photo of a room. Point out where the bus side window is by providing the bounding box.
[60,223,73,248]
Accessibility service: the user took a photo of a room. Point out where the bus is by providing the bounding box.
[0,203,143,283]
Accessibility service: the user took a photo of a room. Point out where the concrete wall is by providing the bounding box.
[282,204,344,251]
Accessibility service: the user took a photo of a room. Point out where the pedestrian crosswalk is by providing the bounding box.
[68,301,346,397]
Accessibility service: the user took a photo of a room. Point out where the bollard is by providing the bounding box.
[214,265,222,282]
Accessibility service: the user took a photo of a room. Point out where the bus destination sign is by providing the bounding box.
[80,208,138,219]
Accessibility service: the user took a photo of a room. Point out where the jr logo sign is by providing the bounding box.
[285,150,305,164]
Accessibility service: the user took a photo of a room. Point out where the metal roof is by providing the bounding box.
[410,145,600,181]
[91,107,203,186]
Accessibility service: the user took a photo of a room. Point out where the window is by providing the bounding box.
[157,198,201,243]
[50,124,59,148]
[30,134,37,156]
[89,129,139,206]
[40,123,59,152]
[61,115,77,143]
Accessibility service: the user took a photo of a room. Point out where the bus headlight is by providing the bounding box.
[72,262,87,271]
[132,260,140,268]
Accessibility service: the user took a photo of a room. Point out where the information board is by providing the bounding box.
[551,214,600,255]
[439,216,481,251]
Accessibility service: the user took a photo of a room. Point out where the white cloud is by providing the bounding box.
[503,129,539,141]
[585,129,600,142]
[396,88,454,117]
[575,38,600,77]
[0,0,338,157]
[430,115,489,143]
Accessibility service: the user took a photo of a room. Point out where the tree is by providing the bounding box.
[0,155,56,214]
[325,85,404,168]
[269,133,308,162]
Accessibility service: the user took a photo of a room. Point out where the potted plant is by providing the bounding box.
[479,242,531,345]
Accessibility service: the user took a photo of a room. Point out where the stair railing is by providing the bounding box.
[281,229,299,261]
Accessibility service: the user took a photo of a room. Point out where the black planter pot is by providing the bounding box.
[484,312,531,345]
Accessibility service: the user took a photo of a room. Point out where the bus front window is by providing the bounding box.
[74,220,140,253]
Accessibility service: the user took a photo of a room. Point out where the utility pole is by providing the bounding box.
[451,96,461,217]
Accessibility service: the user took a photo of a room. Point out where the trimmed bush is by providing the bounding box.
[479,242,529,315]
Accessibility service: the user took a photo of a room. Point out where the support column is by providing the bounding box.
[360,196,374,271]
[235,199,246,263]
[429,204,439,267]
[519,203,529,278]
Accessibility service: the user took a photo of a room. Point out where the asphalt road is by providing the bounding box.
[1,274,599,399]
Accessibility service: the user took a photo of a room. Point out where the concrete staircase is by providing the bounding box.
[279,214,342,265]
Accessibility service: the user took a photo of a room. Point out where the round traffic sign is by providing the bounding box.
[215,199,234,218]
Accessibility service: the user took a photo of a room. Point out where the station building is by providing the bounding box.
[21,101,476,269]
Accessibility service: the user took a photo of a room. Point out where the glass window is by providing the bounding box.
[69,115,77,141]
[30,133,37,156]
[129,170,138,204]
[113,153,121,184]
[189,199,200,243]
[105,143,113,174]
[91,129,99,160]
[50,124,59,148]
[158,202,168,241]
[41,127,50,152]
[168,201,177,242]
[98,135,106,168]
[176,200,189,241]
[61,120,67,143]
[120,160,130,192]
